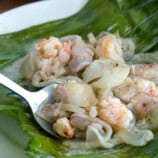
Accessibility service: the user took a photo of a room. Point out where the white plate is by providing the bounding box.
[0,0,87,157]
[0,0,88,35]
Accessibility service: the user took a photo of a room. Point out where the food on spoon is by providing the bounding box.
[54,80,98,107]
[21,32,157,148]
[53,117,75,139]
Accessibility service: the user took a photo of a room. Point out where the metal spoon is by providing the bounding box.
[0,73,61,138]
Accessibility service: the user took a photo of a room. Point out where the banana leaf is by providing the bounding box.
[0,0,158,157]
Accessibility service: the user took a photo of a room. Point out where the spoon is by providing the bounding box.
[0,73,61,138]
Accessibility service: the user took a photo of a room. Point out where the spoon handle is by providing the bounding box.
[0,73,30,101]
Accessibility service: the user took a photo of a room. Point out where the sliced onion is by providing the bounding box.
[55,81,98,107]
[115,127,154,146]
[86,123,113,148]
[82,59,103,83]
[61,104,86,114]
[82,59,130,89]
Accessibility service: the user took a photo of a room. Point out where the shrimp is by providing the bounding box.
[53,117,74,139]
[114,76,158,103]
[95,34,124,63]
[63,41,72,55]
[98,96,133,130]
[35,37,62,59]
[130,64,158,84]
[32,37,73,84]
[58,41,72,66]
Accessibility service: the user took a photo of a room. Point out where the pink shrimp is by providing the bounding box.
[35,37,62,59]
[58,41,72,66]
[53,117,74,139]
[95,34,124,62]
[98,96,133,130]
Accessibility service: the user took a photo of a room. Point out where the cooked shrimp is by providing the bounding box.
[114,76,158,103]
[63,41,72,55]
[35,37,62,58]
[98,96,133,130]
[130,64,158,84]
[58,41,72,66]
[95,34,124,62]
[53,117,74,139]
[31,37,72,84]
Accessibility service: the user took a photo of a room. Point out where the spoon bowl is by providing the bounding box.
[0,73,61,138]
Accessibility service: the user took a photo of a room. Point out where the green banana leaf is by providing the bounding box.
[0,0,158,157]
